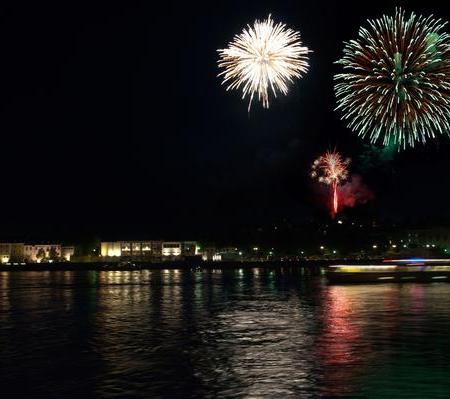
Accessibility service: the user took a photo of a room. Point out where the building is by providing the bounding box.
[100,241,163,259]
[100,240,199,260]
[201,246,220,261]
[161,242,181,257]
[161,241,199,258]
[101,242,121,257]
[181,241,199,257]
[61,246,75,261]
[0,243,25,263]
[0,242,72,263]
[24,244,61,263]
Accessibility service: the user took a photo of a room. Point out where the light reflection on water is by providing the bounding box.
[1,269,450,398]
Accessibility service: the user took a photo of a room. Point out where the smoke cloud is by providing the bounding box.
[338,174,374,209]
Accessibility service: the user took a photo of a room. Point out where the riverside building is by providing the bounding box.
[0,243,25,263]
[100,240,200,261]
[100,241,163,260]
[0,243,72,263]
[24,244,62,263]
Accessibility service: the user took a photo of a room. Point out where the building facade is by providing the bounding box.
[0,243,67,263]
[61,246,75,261]
[101,241,163,259]
[201,246,220,261]
[101,240,199,260]
[0,243,25,263]
[24,244,62,263]
[161,241,199,258]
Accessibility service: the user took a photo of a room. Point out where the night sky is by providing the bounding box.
[1,0,450,243]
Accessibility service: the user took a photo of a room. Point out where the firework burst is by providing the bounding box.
[311,150,350,217]
[218,15,310,110]
[335,8,450,149]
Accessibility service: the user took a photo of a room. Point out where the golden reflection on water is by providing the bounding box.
[0,272,11,312]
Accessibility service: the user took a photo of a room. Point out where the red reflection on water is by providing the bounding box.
[409,284,425,313]
[318,286,371,397]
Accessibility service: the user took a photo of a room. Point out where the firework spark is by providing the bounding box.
[311,150,350,217]
[218,15,310,110]
[335,8,450,149]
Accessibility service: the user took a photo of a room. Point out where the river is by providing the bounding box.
[1,268,450,398]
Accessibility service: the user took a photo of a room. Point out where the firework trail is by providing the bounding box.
[311,150,350,217]
[335,8,450,149]
[218,15,310,111]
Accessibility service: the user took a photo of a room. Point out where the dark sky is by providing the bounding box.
[1,0,450,242]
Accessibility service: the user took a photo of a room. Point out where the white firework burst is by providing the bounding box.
[218,15,310,110]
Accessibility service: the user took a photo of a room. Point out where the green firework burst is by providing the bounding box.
[335,8,450,149]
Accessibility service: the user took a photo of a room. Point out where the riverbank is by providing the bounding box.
[0,258,388,272]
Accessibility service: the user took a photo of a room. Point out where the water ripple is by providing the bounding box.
[1,270,450,398]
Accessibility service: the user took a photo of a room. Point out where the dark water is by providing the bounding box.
[1,269,450,398]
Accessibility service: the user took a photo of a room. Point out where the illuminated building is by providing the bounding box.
[61,246,75,261]
[201,246,220,261]
[162,241,199,258]
[0,243,25,263]
[101,240,199,260]
[101,241,121,257]
[24,244,61,262]
[101,241,163,259]
[161,242,181,257]
[0,243,72,263]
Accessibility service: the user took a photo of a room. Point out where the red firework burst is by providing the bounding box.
[311,150,350,217]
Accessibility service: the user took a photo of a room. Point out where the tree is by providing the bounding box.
[49,247,59,260]
[36,248,46,262]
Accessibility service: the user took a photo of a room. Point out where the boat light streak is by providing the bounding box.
[330,265,397,269]
[384,259,450,263]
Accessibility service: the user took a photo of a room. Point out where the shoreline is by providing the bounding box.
[0,259,386,272]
